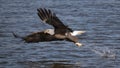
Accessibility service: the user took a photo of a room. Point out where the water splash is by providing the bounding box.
[90,46,116,58]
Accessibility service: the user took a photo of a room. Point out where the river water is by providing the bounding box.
[0,0,120,68]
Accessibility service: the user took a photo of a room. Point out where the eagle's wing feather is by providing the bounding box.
[37,8,67,29]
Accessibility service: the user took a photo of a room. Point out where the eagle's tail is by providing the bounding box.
[71,31,86,36]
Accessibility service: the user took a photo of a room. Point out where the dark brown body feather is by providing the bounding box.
[13,32,60,43]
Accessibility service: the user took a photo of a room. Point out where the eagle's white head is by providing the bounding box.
[44,29,55,35]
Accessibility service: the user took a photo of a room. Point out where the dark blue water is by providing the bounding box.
[0,0,120,68]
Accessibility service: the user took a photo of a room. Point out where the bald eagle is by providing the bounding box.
[13,8,85,47]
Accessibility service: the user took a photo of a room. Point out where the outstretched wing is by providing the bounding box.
[37,8,69,29]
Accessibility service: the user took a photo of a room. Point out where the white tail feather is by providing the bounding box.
[71,31,86,36]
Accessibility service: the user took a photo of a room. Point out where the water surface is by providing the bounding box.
[0,0,120,68]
